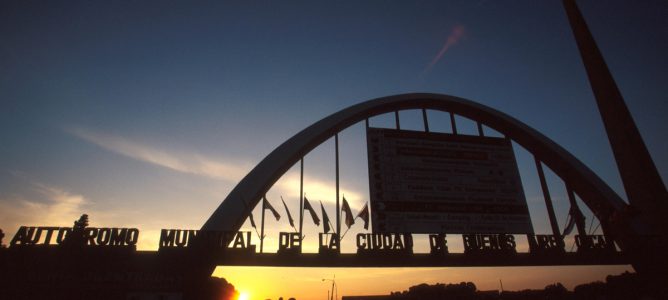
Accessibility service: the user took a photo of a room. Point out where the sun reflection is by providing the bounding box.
[237,291,250,300]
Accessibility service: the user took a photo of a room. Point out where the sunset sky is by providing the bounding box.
[1,0,667,299]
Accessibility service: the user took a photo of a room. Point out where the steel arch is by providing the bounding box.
[202,93,629,242]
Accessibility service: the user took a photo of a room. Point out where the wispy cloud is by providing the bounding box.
[275,173,365,207]
[423,24,466,75]
[68,126,368,207]
[0,181,87,235]
[67,127,250,182]
[66,126,369,245]
[0,178,169,250]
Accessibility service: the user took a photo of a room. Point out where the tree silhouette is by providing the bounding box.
[62,214,89,247]
[74,214,89,230]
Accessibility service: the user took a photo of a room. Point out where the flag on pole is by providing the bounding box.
[241,197,257,228]
[249,212,257,228]
[341,196,355,229]
[562,214,575,236]
[356,202,370,230]
[303,197,320,226]
[562,206,584,236]
[281,196,295,228]
[320,201,331,234]
[264,198,281,221]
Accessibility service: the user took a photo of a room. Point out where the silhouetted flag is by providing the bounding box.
[249,212,257,228]
[320,201,331,233]
[264,198,281,221]
[356,202,370,230]
[342,196,355,229]
[281,196,295,228]
[303,197,320,226]
[240,197,257,228]
[562,206,584,236]
[563,215,575,236]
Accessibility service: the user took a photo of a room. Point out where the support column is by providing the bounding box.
[566,184,587,237]
[394,111,400,130]
[260,195,266,253]
[535,157,561,239]
[563,0,667,226]
[335,133,341,250]
[422,108,430,132]
[563,0,668,280]
[299,158,304,243]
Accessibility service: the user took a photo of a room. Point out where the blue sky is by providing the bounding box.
[1,0,667,298]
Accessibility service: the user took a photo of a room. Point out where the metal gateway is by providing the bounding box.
[198,93,639,269]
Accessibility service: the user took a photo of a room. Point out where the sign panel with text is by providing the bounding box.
[367,128,533,234]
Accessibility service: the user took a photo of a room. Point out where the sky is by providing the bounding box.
[1,0,667,299]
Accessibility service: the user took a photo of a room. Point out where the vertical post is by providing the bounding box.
[563,0,668,221]
[394,111,400,130]
[422,108,430,132]
[477,122,484,136]
[260,195,266,253]
[566,184,587,237]
[449,112,458,134]
[365,118,371,232]
[535,157,561,238]
[335,133,341,248]
[563,0,668,276]
[299,158,304,242]
[365,118,369,129]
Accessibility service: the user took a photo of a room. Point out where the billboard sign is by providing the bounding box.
[367,128,533,234]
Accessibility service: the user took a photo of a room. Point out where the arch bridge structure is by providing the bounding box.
[199,92,632,268]
[197,0,667,276]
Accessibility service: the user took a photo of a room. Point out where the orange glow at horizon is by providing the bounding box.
[213,265,631,300]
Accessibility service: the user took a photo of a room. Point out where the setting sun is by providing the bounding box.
[237,291,250,300]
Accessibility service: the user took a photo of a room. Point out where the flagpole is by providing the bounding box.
[260,195,266,253]
[299,158,304,241]
[363,120,373,232]
[241,196,262,240]
[341,226,352,239]
[281,196,298,233]
[335,133,341,249]
[566,184,587,236]
[368,202,372,231]
[252,219,261,240]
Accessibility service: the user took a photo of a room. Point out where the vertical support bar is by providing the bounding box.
[260,195,266,253]
[564,0,668,276]
[535,157,561,238]
[422,108,430,132]
[335,133,341,249]
[599,220,614,250]
[299,158,304,242]
[365,118,369,129]
[449,112,458,134]
[364,118,371,232]
[477,122,484,136]
[563,0,668,223]
[394,111,400,130]
[566,184,587,237]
